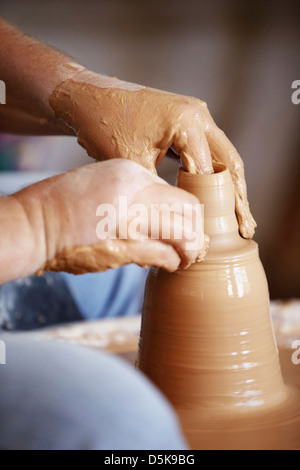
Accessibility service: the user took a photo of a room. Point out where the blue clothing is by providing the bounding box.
[0,266,148,330]
[0,333,187,450]
[0,272,82,330]
[0,171,182,450]
[61,264,148,320]
[0,171,149,330]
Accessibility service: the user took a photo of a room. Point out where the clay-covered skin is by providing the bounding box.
[38,240,181,275]
[49,70,256,239]
[139,164,300,450]
[34,159,206,275]
[39,236,210,276]
[0,18,253,276]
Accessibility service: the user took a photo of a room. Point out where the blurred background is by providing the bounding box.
[0,0,299,299]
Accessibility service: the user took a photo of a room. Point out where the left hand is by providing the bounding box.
[49,70,256,238]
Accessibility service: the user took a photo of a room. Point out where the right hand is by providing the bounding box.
[20,159,205,274]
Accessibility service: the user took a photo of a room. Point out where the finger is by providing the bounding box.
[39,239,181,274]
[146,188,204,267]
[172,128,213,175]
[206,125,257,239]
[127,212,202,270]
[135,182,200,207]
[148,207,204,269]
[131,183,206,267]
[166,214,205,269]
[122,239,181,272]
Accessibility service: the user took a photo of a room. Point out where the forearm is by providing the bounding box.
[0,18,82,134]
[0,104,74,135]
[0,190,46,284]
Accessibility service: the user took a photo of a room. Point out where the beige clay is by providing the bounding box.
[37,235,209,276]
[37,239,179,275]
[139,163,300,450]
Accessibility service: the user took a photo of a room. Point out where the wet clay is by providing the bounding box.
[49,75,256,238]
[37,239,178,275]
[37,235,210,276]
[138,163,300,449]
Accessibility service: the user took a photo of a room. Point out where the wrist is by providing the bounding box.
[15,174,72,277]
[21,175,81,270]
[17,178,68,266]
[13,188,47,274]
[42,62,87,135]
[49,69,145,135]
[0,191,47,283]
[67,69,145,91]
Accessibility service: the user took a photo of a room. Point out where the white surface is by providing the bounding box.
[31,315,142,352]
[271,300,300,348]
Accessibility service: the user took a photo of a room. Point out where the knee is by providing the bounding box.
[0,334,187,450]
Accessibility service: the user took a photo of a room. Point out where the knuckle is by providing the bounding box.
[189,96,208,109]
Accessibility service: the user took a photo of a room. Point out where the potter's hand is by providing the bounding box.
[0,19,255,239]
[49,71,214,175]
[50,70,256,239]
[7,159,204,282]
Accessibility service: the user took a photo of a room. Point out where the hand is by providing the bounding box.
[19,159,205,275]
[0,19,255,238]
[50,70,256,238]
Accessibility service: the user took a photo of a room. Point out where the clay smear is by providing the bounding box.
[37,240,176,275]
[37,234,209,276]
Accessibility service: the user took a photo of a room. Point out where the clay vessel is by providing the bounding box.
[138,163,288,448]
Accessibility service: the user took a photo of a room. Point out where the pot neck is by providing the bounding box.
[177,163,247,251]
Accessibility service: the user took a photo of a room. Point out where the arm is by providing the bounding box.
[0,18,256,238]
[0,18,80,135]
[0,192,45,284]
[0,160,205,285]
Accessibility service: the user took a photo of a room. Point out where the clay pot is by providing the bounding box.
[138,163,288,448]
